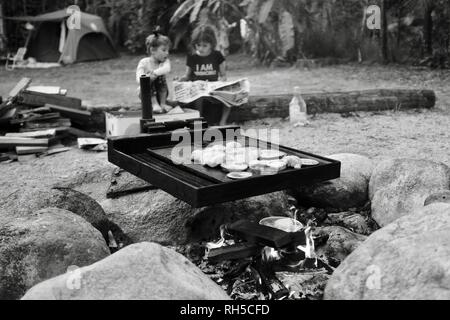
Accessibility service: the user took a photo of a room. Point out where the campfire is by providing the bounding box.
[203,211,334,300]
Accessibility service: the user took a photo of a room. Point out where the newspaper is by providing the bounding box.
[173,78,250,107]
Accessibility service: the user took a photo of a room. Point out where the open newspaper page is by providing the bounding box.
[173,78,250,107]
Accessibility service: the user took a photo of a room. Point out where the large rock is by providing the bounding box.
[54,167,113,203]
[0,208,110,300]
[315,226,367,263]
[101,190,290,245]
[295,154,373,210]
[0,187,131,248]
[324,203,450,300]
[369,158,450,226]
[22,242,230,300]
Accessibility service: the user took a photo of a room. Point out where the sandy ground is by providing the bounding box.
[0,54,449,201]
[1,108,448,203]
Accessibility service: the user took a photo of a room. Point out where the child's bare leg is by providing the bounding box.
[151,94,163,113]
[158,88,172,112]
[219,106,231,126]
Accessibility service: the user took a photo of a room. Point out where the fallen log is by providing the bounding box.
[229,89,436,122]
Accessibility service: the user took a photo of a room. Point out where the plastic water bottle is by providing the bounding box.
[289,86,309,127]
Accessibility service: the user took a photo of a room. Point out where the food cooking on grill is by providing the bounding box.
[207,143,227,152]
[204,153,226,168]
[191,142,315,175]
[284,155,303,169]
[249,159,287,175]
[300,158,320,166]
[225,147,259,164]
[221,162,249,172]
[225,141,243,151]
[227,172,253,180]
[191,148,225,168]
[259,149,287,160]
[191,149,204,163]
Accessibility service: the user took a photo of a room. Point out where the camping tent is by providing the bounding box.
[5,9,118,64]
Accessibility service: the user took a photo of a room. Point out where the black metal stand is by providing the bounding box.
[140,75,155,133]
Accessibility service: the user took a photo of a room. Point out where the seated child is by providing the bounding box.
[179,25,230,125]
[136,30,173,113]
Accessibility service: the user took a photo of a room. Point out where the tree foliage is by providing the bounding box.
[2,0,450,66]
[238,0,450,66]
[169,0,243,55]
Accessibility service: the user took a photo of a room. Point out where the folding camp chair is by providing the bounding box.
[5,47,27,71]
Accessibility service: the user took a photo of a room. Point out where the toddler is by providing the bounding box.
[136,31,172,113]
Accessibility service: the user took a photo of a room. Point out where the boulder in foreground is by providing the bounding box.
[22,242,230,300]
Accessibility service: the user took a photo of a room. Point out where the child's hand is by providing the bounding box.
[148,72,158,81]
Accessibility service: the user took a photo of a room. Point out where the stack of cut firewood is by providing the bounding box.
[0,78,101,163]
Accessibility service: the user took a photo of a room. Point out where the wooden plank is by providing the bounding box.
[18,154,36,162]
[67,127,104,139]
[16,146,48,155]
[207,243,262,263]
[0,153,10,162]
[225,220,303,249]
[24,118,71,130]
[19,91,82,109]
[10,113,61,125]
[19,106,52,114]
[5,129,56,138]
[0,78,32,117]
[0,137,48,147]
[27,86,62,95]
[0,108,17,121]
[46,104,92,117]
[8,78,32,98]
[20,126,70,134]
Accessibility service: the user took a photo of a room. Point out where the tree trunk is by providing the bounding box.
[0,0,5,52]
[424,8,433,55]
[381,0,389,63]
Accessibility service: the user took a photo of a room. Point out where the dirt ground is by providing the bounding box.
[1,53,450,110]
[0,54,449,201]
